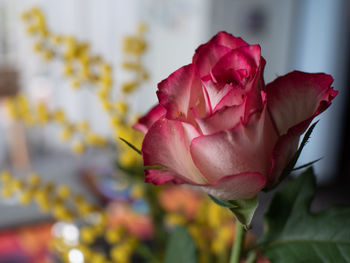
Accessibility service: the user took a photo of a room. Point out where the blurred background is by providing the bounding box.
[0,0,350,262]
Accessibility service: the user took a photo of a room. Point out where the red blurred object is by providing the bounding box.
[0,222,53,263]
[107,202,154,240]
[159,185,203,219]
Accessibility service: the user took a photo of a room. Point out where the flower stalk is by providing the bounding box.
[230,221,246,263]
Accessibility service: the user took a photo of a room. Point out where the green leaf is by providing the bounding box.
[209,195,258,229]
[119,137,141,155]
[228,196,258,229]
[208,194,237,208]
[258,167,350,262]
[164,226,197,263]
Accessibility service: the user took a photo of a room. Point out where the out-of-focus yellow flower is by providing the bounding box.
[43,50,54,61]
[122,62,141,71]
[53,202,73,221]
[98,88,109,99]
[101,63,111,74]
[86,133,106,146]
[60,127,72,141]
[207,202,223,228]
[72,141,85,155]
[5,99,18,118]
[90,252,107,263]
[11,179,24,191]
[80,65,90,79]
[118,151,136,168]
[137,23,147,35]
[28,173,40,186]
[1,187,13,198]
[123,36,147,54]
[0,171,11,183]
[37,103,49,124]
[71,79,81,89]
[101,100,111,112]
[141,71,150,80]
[33,42,43,52]
[110,244,131,263]
[77,121,89,132]
[110,117,122,129]
[105,227,124,244]
[26,25,37,35]
[121,81,138,94]
[54,109,66,123]
[52,34,62,44]
[57,185,70,199]
[165,213,186,227]
[101,75,113,87]
[80,227,96,244]
[130,184,144,199]
[63,63,74,76]
[76,200,93,216]
[115,101,128,114]
[78,245,92,260]
[21,12,30,21]
[20,189,34,205]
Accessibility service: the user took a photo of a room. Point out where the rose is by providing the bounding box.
[134,31,337,200]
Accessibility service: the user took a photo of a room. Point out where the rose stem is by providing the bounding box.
[230,221,246,263]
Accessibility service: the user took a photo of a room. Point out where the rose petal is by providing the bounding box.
[142,118,208,184]
[197,172,266,200]
[190,106,278,182]
[268,132,299,186]
[157,64,207,123]
[195,103,245,135]
[193,44,231,79]
[213,52,265,116]
[210,31,248,49]
[266,71,337,135]
[201,78,244,113]
[133,104,166,133]
[145,169,185,185]
[211,45,261,84]
[193,32,248,78]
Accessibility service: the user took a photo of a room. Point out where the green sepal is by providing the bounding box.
[118,137,142,155]
[209,195,258,229]
[228,196,258,229]
[208,194,237,208]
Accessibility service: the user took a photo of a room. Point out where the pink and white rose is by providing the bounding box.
[134,31,337,200]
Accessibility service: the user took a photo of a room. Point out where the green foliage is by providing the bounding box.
[164,226,197,263]
[229,196,258,230]
[119,137,142,155]
[258,168,350,262]
[209,194,237,208]
[209,195,258,229]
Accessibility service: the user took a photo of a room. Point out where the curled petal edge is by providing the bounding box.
[144,168,266,200]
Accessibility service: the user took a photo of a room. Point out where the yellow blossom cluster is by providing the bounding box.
[4,94,108,155]
[20,7,147,167]
[165,197,235,263]
[0,170,100,220]
[0,170,139,263]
